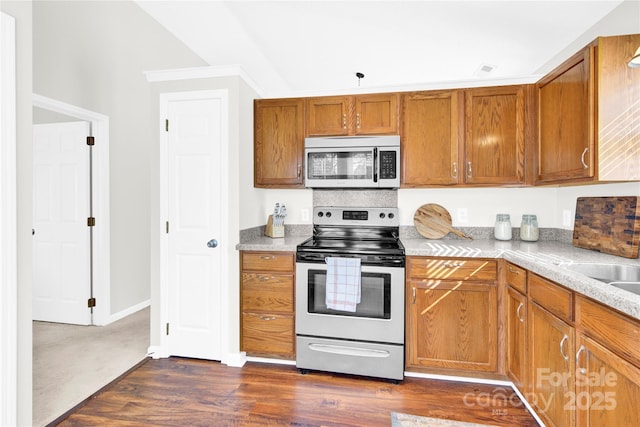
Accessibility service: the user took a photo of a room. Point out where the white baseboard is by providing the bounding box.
[223,351,247,367]
[103,299,150,325]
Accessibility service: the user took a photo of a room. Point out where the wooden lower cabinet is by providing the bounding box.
[506,286,527,390]
[406,257,498,373]
[240,251,295,359]
[528,301,575,427]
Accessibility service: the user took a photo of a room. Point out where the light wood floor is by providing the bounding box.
[55,358,539,426]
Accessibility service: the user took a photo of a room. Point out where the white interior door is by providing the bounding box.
[32,121,92,325]
[166,95,223,360]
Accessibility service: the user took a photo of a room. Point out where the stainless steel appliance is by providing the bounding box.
[304,135,400,188]
[295,207,405,381]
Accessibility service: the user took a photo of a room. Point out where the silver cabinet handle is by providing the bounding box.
[258,275,274,282]
[356,112,361,129]
[342,113,347,129]
[560,334,569,361]
[576,344,587,374]
[581,147,589,169]
[467,161,473,178]
[259,315,276,321]
[412,287,416,304]
[442,261,464,268]
[452,162,458,178]
[508,266,520,275]
[207,239,218,248]
[516,302,525,323]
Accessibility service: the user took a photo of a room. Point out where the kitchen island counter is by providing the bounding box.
[402,238,640,320]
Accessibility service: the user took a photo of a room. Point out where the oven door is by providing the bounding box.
[295,261,404,344]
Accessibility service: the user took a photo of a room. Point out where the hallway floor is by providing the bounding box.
[33,307,149,426]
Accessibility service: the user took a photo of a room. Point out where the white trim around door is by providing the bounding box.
[0,11,17,426]
[32,94,112,326]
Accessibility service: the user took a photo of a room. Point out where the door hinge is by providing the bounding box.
[166,323,170,335]
[86,136,95,146]
[87,297,96,308]
[166,221,169,234]
[87,217,96,227]
[165,119,169,132]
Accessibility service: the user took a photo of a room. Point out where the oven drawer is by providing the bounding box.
[408,257,497,281]
[241,313,295,357]
[242,251,294,272]
[241,273,293,312]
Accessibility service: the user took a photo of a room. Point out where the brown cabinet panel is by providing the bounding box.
[529,301,575,427]
[576,335,640,427]
[536,48,593,183]
[241,313,295,358]
[241,273,294,313]
[401,91,461,186]
[407,279,498,372]
[506,262,527,294]
[407,257,497,281]
[506,286,527,390]
[528,273,573,323]
[464,85,527,185]
[240,251,295,360]
[242,251,295,272]
[254,98,305,187]
[306,94,399,136]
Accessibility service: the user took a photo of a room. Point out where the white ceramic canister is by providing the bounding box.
[520,214,539,242]
[494,214,512,241]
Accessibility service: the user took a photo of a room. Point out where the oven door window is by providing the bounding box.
[307,269,390,319]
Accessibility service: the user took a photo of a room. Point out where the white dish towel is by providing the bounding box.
[325,257,361,312]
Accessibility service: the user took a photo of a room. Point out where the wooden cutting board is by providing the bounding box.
[573,196,640,259]
[413,203,471,239]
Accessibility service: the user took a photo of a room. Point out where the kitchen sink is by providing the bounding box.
[563,263,640,296]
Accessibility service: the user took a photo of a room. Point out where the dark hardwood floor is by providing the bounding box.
[55,358,539,426]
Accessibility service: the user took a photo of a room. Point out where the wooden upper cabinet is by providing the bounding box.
[254,98,305,188]
[536,34,640,184]
[306,93,399,136]
[464,85,528,185]
[401,91,461,186]
[536,47,593,184]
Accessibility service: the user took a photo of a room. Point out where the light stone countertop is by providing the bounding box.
[236,234,640,321]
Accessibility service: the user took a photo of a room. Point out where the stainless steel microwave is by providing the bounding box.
[304,135,400,188]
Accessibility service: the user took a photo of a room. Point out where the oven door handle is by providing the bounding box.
[308,343,390,358]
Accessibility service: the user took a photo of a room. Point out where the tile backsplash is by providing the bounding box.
[313,189,397,207]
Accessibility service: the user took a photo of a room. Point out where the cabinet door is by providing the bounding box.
[507,286,527,391]
[576,335,640,427]
[407,279,497,372]
[355,93,399,135]
[401,91,461,186]
[254,99,305,187]
[529,301,575,427]
[464,85,526,185]
[306,96,350,136]
[536,47,594,184]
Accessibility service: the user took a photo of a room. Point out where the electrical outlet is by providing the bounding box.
[301,208,310,222]
[562,209,572,227]
[457,208,468,224]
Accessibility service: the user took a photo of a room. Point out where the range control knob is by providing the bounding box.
[317,211,324,218]
[379,213,386,219]
[326,212,332,218]
[388,213,395,219]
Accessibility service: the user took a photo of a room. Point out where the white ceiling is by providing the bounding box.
[136,1,624,97]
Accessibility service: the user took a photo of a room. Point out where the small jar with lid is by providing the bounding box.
[494,214,512,241]
[520,214,539,242]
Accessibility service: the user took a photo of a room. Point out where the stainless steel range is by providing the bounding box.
[295,207,405,381]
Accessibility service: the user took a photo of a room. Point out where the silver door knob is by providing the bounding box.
[207,239,218,248]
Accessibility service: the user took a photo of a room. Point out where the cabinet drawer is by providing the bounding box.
[408,257,497,281]
[506,262,527,294]
[576,295,640,367]
[241,313,295,357]
[242,273,293,313]
[242,251,294,272]
[528,273,573,323]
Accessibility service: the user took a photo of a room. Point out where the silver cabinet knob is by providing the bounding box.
[207,239,218,248]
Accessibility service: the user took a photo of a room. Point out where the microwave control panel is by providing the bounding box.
[379,151,397,179]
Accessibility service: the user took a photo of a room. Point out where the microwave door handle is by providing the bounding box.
[373,147,378,183]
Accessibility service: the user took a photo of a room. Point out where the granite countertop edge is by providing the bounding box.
[236,234,640,320]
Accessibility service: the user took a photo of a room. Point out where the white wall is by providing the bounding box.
[32,1,207,315]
